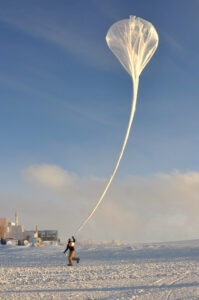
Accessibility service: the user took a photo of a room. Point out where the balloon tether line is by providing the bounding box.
[74,77,139,235]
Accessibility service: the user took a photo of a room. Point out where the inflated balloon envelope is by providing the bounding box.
[75,16,159,234]
[106,15,159,80]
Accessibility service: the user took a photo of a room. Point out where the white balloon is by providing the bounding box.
[106,15,159,79]
[75,16,158,235]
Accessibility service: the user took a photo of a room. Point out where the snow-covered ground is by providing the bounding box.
[1,240,199,299]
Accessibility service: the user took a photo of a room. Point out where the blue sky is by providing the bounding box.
[0,0,199,242]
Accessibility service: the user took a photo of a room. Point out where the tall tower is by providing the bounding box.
[15,212,18,226]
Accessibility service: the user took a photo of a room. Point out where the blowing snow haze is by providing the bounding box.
[0,0,199,243]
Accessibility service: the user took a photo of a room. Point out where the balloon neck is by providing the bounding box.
[132,75,139,85]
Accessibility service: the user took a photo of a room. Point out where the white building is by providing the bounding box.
[6,224,25,240]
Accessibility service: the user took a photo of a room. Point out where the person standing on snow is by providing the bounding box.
[63,236,80,266]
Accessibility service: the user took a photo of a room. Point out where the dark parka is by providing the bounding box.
[64,236,75,253]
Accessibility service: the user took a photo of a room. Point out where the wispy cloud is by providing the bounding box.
[162,31,183,53]
[0,5,110,69]
[18,164,199,242]
[0,73,117,127]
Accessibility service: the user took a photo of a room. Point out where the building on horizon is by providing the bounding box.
[0,213,58,243]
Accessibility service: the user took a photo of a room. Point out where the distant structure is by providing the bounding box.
[0,213,59,244]
[35,225,38,237]
[6,223,25,240]
[0,212,25,240]
[15,212,18,226]
[38,230,58,241]
[0,218,8,240]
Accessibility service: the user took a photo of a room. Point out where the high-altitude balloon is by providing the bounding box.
[75,16,159,234]
[106,15,159,80]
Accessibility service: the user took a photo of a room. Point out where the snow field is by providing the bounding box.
[1,241,199,299]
